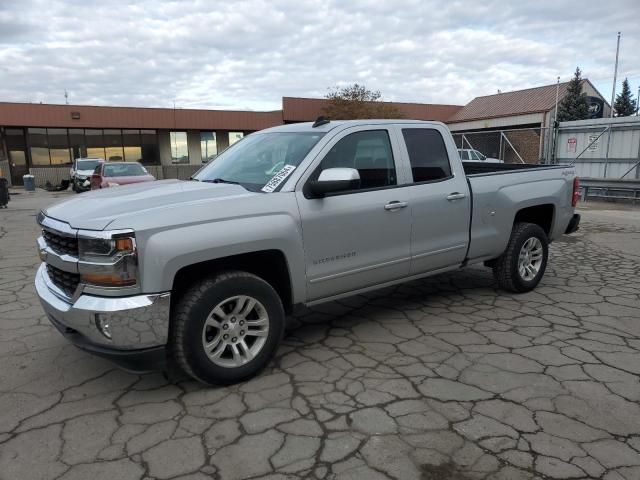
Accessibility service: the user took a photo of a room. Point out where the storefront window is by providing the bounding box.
[68,129,86,159]
[28,128,50,165]
[104,129,124,161]
[200,131,217,162]
[85,129,105,159]
[170,131,189,164]
[47,128,71,165]
[141,130,159,164]
[123,129,142,162]
[229,131,244,146]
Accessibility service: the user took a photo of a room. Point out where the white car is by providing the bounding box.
[70,158,104,193]
[458,149,503,163]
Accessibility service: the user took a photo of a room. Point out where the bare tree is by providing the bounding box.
[323,84,404,119]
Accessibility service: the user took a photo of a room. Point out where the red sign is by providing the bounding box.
[567,137,577,153]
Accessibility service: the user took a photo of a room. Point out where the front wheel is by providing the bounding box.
[492,222,549,293]
[171,271,285,385]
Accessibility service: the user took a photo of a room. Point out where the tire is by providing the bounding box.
[493,222,549,293]
[171,270,285,385]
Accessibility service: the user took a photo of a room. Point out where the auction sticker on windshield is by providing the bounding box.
[261,165,296,193]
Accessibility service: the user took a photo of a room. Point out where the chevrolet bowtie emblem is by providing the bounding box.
[38,248,47,262]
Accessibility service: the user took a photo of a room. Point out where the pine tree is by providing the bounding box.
[557,67,590,122]
[613,78,637,117]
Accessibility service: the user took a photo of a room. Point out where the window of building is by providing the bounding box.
[229,131,244,146]
[141,130,159,164]
[104,129,124,161]
[402,129,451,182]
[317,130,396,190]
[69,129,86,159]
[123,129,143,162]
[200,131,217,162]
[170,131,189,164]
[47,128,71,165]
[28,128,50,166]
[85,129,105,159]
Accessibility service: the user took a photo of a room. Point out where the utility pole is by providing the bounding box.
[610,32,621,118]
[64,90,69,105]
[637,85,639,115]
[550,76,561,164]
[554,76,560,121]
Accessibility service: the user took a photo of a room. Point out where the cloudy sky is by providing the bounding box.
[1,0,639,110]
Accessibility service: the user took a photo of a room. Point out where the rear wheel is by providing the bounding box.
[493,222,548,293]
[171,271,285,385]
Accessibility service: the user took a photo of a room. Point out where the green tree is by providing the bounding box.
[323,83,404,120]
[557,67,589,122]
[613,78,637,117]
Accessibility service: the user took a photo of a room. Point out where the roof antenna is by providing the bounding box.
[312,116,330,128]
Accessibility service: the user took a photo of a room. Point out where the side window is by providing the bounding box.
[402,129,452,182]
[469,150,480,160]
[459,150,468,160]
[317,130,396,190]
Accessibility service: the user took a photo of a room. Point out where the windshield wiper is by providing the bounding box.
[203,178,242,185]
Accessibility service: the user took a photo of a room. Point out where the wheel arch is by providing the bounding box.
[513,203,555,236]
[171,250,294,314]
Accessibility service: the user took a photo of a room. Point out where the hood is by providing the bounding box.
[44,179,256,230]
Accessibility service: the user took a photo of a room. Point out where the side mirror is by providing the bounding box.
[308,168,360,197]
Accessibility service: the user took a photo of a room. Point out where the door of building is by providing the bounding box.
[9,150,28,185]
[5,129,28,186]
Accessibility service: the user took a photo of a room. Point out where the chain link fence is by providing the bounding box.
[450,127,554,164]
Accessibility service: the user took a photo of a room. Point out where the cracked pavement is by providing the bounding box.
[1,190,640,480]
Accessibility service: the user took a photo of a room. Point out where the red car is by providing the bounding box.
[90,162,155,189]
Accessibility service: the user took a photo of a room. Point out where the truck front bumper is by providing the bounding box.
[35,263,171,372]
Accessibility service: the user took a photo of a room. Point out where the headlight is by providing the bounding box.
[78,231,137,287]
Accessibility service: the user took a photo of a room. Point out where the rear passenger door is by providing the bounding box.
[398,126,471,274]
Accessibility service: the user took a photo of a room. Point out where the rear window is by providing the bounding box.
[403,129,452,182]
[77,159,102,171]
[103,163,146,177]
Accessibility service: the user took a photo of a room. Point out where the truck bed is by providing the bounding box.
[463,161,576,263]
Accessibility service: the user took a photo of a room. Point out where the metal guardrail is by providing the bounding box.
[579,178,640,203]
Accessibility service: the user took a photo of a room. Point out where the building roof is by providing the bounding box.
[0,102,284,130]
[282,97,462,122]
[447,81,577,123]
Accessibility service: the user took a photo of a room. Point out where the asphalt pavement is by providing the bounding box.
[1,189,639,480]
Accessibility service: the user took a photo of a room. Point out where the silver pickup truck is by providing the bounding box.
[35,119,581,385]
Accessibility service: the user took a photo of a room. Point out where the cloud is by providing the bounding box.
[0,0,638,109]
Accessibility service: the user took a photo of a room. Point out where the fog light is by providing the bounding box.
[95,313,112,340]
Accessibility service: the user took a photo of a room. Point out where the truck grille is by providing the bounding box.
[46,264,80,297]
[43,229,78,257]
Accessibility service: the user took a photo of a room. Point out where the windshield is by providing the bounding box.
[473,150,486,160]
[77,159,102,171]
[194,132,325,192]
[103,163,147,177]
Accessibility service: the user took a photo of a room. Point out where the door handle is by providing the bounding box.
[384,201,408,211]
[446,192,467,201]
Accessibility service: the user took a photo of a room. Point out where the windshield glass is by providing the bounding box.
[103,163,146,177]
[77,159,102,171]
[194,132,325,192]
[474,150,486,160]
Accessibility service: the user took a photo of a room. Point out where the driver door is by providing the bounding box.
[295,127,412,301]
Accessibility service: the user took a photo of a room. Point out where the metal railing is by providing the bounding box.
[579,178,640,203]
